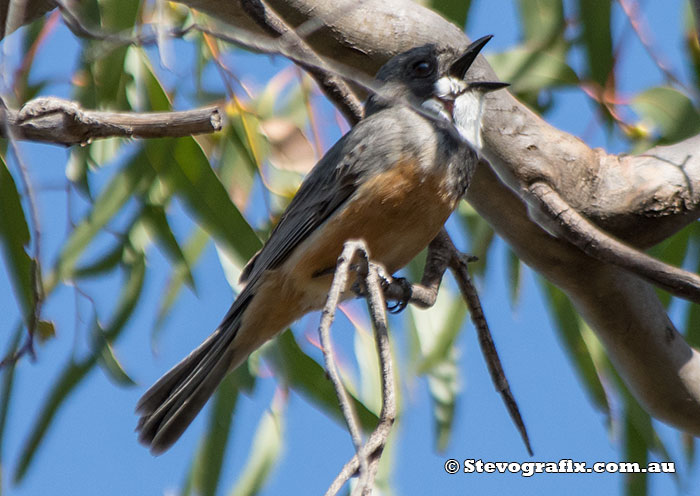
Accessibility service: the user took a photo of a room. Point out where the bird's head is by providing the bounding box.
[367,35,509,151]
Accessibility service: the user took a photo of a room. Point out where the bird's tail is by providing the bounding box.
[136,293,253,454]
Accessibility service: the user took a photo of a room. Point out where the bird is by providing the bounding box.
[136,35,508,454]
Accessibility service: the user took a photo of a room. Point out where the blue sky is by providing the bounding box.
[1,1,698,495]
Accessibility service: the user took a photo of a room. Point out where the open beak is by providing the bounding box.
[449,34,494,79]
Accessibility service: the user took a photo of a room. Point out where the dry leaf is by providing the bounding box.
[259,118,316,173]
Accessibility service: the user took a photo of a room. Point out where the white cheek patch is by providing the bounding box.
[453,90,486,152]
[434,76,466,99]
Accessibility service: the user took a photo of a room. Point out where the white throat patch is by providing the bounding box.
[432,76,487,153]
[453,89,486,152]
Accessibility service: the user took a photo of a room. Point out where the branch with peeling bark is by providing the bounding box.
[1,97,222,146]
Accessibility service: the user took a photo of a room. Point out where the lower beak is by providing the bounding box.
[467,81,510,93]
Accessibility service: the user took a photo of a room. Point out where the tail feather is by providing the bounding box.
[136,294,252,454]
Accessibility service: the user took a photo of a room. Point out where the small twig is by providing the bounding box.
[616,0,688,91]
[694,0,700,42]
[318,241,370,492]
[438,230,533,456]
[239,0,363,124]
[2,97,222,145]
[1,97,42,363]
[0,337,36,369]
[529,181,700,305]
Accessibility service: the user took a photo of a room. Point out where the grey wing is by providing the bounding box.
[238,123,370,286]
[238,106,429,286]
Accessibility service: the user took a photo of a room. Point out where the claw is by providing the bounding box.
[385,277,412,314]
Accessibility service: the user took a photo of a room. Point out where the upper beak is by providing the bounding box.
[449,34,494,79]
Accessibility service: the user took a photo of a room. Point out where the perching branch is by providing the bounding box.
[528,181,700,305]
[319,240,396,496]
[1,97,222,146]
[318,241,370,492]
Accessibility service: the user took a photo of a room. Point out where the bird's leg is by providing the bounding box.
[379,232,478,312]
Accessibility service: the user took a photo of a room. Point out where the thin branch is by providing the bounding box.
[616,0,688,91]
[321,240,397,496]
[238,0,363,124]
[0,98,42,363]
[318,241,370,493]
[529,181,700,305]
[694,0,700,42]
[2,97,222,145]
[358,259,396,494]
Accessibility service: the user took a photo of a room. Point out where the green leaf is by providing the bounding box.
[141,203,195,288]
[353,323,382,414]
[577,0,613,88]
[489,46,579,93]
[228,397,284,496]
[124,46,172,112]
[624,403,649,496]
[82,0,140,107]
[0,155,36,327]
[457,203,495,275]
[648,226,694,307]
[632,86,700,143]
[92,315,137,386]
[14,359,95,483]
[266,330,379,432]
[541,281,610,413]
[73,242,125,279]
[506,248,522,306]
[52,148,156,286]
[428,0,471,29]
[413,288,466,374]
[518,0,564,44]
[191,368,249,496]
[153,226,209,342]
[145,137,261,265]
[0,325,23,468]
[15,256,145,482]
[410,287,466,451]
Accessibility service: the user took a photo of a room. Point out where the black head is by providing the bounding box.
[366,36,498,114]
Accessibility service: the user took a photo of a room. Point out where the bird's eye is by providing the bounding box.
[411,60,434,78]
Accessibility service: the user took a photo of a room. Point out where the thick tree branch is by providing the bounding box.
[1,97,222,145]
